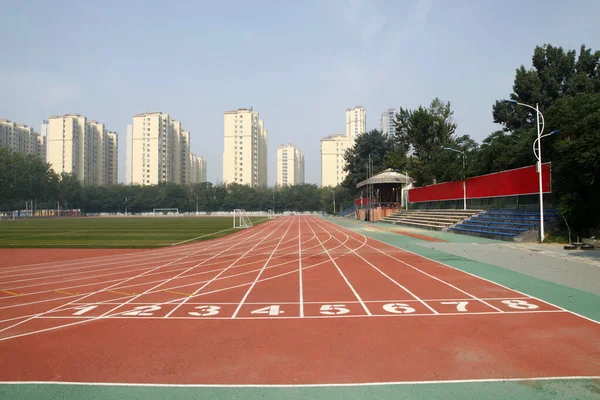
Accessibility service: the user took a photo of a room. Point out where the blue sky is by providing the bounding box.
[1,0,599,185]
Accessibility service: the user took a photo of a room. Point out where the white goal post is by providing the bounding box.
[233,209,253,229]
[153,208,179,218]
[267,209,275,219]
[0,211,16,221]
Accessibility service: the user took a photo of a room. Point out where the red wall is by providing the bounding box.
[409,163,551,203]
[354,197,372,206]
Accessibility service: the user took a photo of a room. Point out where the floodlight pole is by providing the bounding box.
[503,100,560,242]
[328,188,336,215]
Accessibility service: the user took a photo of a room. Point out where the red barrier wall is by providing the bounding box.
[409,163,551,203]
[354,197,372,206]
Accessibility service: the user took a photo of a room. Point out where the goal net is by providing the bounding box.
[267,209,275,219]
[233,209,253,229]
[0,211,15,221]
[153,208,179,217]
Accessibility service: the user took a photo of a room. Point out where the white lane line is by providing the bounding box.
[298,216,304,318]
[314,218,440,315]
[0,221,277,275]
[35,309,568,321]
[2,375,598,387]
[305,216,372,316]
[0,219,286,338]
[0,217,366,328]
[164,218,293,318]
[231,217,296,318]
[326,218,600,325]
[105,217,290,318]
[320,218,501,313]
[0,230,322,315]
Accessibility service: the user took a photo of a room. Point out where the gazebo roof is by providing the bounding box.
[356,168,413,189]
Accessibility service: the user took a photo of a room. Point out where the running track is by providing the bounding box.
[0,216,599,385]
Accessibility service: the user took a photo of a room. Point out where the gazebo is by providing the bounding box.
[355,169,413,221]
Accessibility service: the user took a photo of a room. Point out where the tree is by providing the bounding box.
[0,149,59,210]
[341,129,393,192]
[546,93,600,234]
[476,43,600,233]
[393,98,458,185]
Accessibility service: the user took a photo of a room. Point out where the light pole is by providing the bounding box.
[124,196,128,216]
[503,99,559,241]
[196,195,199,215]
[328,189,336,215]
[443,147,467,210]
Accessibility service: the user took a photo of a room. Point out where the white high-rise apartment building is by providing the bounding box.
[223,108,268,187]
[46,114,117,185]
[277,144,305,186]
[190,153,207,183]
[125,124,133,184]
[0,119,46,161]
[380,108,396,136]
[345,106,366,138]
[320,134,355,187]
[321,106,368,187]
[129,112,192,186]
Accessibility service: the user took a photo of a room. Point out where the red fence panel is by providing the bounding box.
[354,197,372,206]
[408,163,551,203]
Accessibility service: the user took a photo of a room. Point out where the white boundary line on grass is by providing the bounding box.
[1,375,599,388]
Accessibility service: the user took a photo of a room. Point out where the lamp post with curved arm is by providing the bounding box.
[503,100,559,241]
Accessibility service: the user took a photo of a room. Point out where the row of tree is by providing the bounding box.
[341,44,600,233]
[0,148,352,215]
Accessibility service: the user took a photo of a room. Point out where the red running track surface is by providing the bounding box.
[0,216,599,384]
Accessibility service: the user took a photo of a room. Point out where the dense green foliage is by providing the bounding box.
[0,148,333,214]
[340,43,600,233]
[0,216,267,248]
[341,129,393,191]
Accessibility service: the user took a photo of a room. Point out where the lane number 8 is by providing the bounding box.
[501,299,539,310]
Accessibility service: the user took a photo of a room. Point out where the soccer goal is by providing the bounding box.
[267,209,275,219]
[153,208,179,218]
[0,211,15,221]
[233,209,253,229]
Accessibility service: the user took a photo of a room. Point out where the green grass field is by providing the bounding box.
[0,216,268,248]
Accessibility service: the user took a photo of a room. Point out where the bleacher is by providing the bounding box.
[337,206,355,218]
[381,209,483,230]
[449,209,560,241]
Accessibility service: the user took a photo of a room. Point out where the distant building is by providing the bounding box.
[129,112,191,186]
[0,119,46,161]
[125,124,133,184]
[222,108,268,187]
[277,144,305,186]
[320,134,355,187]
[190,153,207,183]
[46,114,117,185]
[380,108,396,137]
[345,106,366,138]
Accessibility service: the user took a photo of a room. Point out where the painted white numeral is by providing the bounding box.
[501,299,539,310]
[72,305,98,316]
[189,305,220,317]
[382,303,416,314]
[320,304,350,315]
[251,305,284,316]
[441,301,469,312]
[121,305,161,316]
